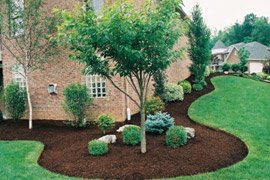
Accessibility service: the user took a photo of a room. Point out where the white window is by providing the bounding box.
[12,65,25,88]
[10,0,24,36]
[86,75,106,98]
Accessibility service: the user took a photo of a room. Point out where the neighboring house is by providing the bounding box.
[0,0,191,121]
[211,40,270,73]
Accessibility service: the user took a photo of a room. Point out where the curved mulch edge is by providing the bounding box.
[0,73,248,179]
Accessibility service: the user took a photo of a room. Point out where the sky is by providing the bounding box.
[182,0,270,33]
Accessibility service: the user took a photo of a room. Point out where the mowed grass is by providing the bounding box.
[0,141,76,180]
[177,76,270,180]
[0,76,269,179]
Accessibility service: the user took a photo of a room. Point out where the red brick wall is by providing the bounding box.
[1,0,191,122]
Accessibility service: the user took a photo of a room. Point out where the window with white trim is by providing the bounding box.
[10,0,24,36]
[12,65,25,88]
[86,75,106,98]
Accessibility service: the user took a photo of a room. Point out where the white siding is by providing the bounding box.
[249,61,264,74]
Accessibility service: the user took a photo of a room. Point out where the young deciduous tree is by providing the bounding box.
[57,0,185,153]
[188,4,211,86]
[238,47,250,73]
[0,0,58,129]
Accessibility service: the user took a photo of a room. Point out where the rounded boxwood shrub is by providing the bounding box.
[166,126,187,148]
[161,83,184,102]
[256,72,267,80]
[145,97,165,115]
[178,80,192,94]
[192,83,203,91]
[267,76,270,81]
[88,140,108,156]
[96,114,115,134]
[222,63,231,72]
[4,82,26,121]
[240,65,248,73]
[145,112,175,134]
[231,64,240,73]
[123,125,141,146]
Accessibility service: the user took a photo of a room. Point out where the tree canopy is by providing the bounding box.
[211,13,270,47]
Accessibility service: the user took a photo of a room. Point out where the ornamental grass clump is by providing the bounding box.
[145,112,174,134]
[166,126,187,148]
[96,114,115,134]
[122,125,141,146]
[145,97,165,115]
[88,140,108,156]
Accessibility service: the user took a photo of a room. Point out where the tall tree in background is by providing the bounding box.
[0,0,58,129]
[57,0,184,153]
[188,4,211,86]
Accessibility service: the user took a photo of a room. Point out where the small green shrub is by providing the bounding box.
[153,70,167,97]
[240,65,248,73]
[63,83,92,127]
[96,114,115,134]
[178,80,192,94]
[204,66,210,77]
[4,83,26,121]
[145,112,175,134]
[161,83,184,102]
[166,126,187,148]
[145,97,165,115]
[222,63,231,72]
[88,140,108,156]
[267,76,270,80]
[123,125,141,145]
[192,83,203,91]
[231,64,240,73]
[256,72,267,80]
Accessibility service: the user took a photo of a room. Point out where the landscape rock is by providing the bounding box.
[98,135,117,144]
[116,125,134,132]
[184,127,195,139]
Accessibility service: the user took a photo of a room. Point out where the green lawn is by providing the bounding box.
[0,141,76,180]
[178,76,270,180]
[1,76,270,179]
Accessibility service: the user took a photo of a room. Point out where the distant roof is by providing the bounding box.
[244,42,270,60]
[213,40,227,50]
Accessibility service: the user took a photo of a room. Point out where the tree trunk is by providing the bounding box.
[140,98,146,154]
[25,76,33,129]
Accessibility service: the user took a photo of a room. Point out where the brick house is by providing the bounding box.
[0,0,191,122]
[211,40,270,73]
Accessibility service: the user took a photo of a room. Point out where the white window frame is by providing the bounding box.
[12,65,25,88]
[10,0,24,37]
[86,75,107,98]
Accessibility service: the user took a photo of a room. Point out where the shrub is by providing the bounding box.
[4,83,26,121]
[63,83,92,127]
[161,83,184,102]
[123,125,141,145]
[222,63,231,72]
[192,83,203,91]
[88,140,108,156]
[204,66,210,77]
[178,80,192,94]
[0,111,3,122]
[145,112,175,134]
[263,64,270,74]
[239,65,248,73]
[96,114,115,134]
[231,64,240,73]
[145,97,165,115]
[166,126,188,148]
[267,76,270,81]
[256,72,267,80]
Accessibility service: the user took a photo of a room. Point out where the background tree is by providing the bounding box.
[238,47,250,73]
[57,0,185,153]
[188,4,211,86]
[0,0,58,129]
[211,14,270,47]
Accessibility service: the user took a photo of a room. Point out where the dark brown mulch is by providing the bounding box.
[0,74,248,179]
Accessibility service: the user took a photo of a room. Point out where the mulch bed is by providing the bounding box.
[0,74,248,179]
